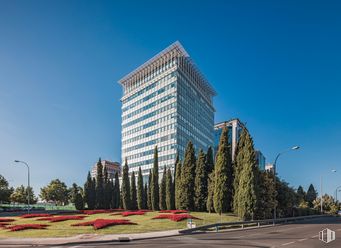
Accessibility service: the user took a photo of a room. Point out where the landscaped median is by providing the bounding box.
[0,210,239,238]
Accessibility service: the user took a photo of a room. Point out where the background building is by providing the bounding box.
[119,41,216,178]
[265,163,274,172]
[255,150,266,171]
[214,118,244,161]
[91,160,121,180]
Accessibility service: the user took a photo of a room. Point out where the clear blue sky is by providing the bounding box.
[0,0,340,198]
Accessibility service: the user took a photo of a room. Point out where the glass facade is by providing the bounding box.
[119,42,216,176]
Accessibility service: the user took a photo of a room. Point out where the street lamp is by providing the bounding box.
[273,146,300,222]
[14,160,30,214]
[335,186,341,202]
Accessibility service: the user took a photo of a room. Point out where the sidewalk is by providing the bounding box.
[0,229,181,246]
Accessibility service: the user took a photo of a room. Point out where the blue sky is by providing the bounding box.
[0,0,340,198]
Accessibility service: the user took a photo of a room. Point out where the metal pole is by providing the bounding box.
[335,186,341,202]
[14,160,30,214]
[273,153,280,222]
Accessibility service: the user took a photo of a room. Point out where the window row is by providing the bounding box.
[129,153,177,168]
[123,133,175,153]
[125,144,176,161]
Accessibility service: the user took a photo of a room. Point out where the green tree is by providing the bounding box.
[194,149,208,211]
[276,179,299,217]
[113,172,120,209]
[121,159,131,210]
[159,166,167,210]
[166,167,174,210]
[0,175,13,203]
[103,166,112,209]
[175,159,182,210]
[151,146,159,210]
[137,167,144,210]
[95,158,105,209]
[144,183,148,209]
[213,127,233,214]
[179,141,196,210]
[147,169,152,210]
[206,172,215,213]
[40,179,69,205]
[69,183,82,204]
[233,128,259,220]
[206,146,214,174]
[10,185,37,204]
[313,194,339,214]
[83,171,96,209]
[306,184,317,208]
[74,192,84,210]
[130,171,137,210]
[256,171,277,219]
[297,185,306,203]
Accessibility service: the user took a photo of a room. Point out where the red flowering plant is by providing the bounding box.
[0,218,15,222]
[37,215,85,222]
[71,219,136,230]
[159,210,188,214]
[81,210,115,215]
[20,213,52,218]
[8,224,49,231]
[121,211,146,217]
[152,214,201,222]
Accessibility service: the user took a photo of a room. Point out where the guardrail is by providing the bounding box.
[179,214,327,234]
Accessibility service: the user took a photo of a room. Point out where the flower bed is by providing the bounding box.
[152,214,201,222]
[0,223,10,228]
[121,211,146,217]
[159,210,188,214]
[37,215,85,222]
[71,219,136,230]
[8,224,49,231]
[0,218,15,222]
[20,213,53,218]
[81,210,115,215]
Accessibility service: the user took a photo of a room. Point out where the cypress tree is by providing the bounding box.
[206,172,215,213]
[92,177,96,208]
[166,167,174,210]
[110,180,115,209]
[297,185,306,203]
[194,149,208,211]
[84,171,96,209]
[213,126,233,214]
[137,167,144,210]
[95,158,105,209]
[172,154,179,208]
[147,169,152,210]
[121,159,131,210]
[206,146,214,174]
[175,159,182,210]
[114,172,120,209]
[233,128,247,211]
[151,146,159,210]
[74,192,84,210]
[306,184,317,208]
[159,166,167,210]
[257,171,276,219]
[103,166,112,209]
[234,128,259,220]
[130,171,137,210]
[143,183,148,209]
[179,141,196,210]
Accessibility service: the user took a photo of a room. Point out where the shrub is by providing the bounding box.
[21,213,52,218]
[159,210,188,214]
[8,224,49,231]
[152,214,201,222]
[0,218,15,222]
[37,215,85,222]
[121,211,146,217]
[81,210,114,215]
[71,219,136,229]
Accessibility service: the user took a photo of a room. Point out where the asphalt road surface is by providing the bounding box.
[5,216,341,248]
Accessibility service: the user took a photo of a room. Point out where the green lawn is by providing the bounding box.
[0,211,239,238]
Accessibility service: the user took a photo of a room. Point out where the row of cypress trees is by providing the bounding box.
[83,158,120,210]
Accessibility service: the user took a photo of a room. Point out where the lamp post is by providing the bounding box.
[320,170,337,213]
[335,186,341,202]
[14,160,30,214]
[273,146,300,222]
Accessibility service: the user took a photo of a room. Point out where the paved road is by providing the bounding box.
[3,216,341,248]
[64,216,341,248]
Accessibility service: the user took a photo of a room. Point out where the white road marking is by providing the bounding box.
[281,241,295,246]
[298,238,308,242]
